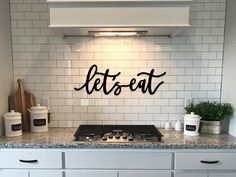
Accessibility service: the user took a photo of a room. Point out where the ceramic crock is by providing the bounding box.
[184,112,201,136]
[4,110,22,137]
[28,104,48,132]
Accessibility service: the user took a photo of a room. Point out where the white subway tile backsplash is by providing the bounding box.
[201,52,217,59]
[200,83,216,90]
[146,106,161,114]
[32,4,48,12]
[201,68,216,75]
[16,4,31,11]
[193,76,207,83]
[50,84,64,91]
[212,11,225,19]
[177,75,193,83]
[25,12,40,19]
[195,28,210,36]
[204,3,220,11]
[210,28,225,35]
[161,106,176,114]
[185,83,200,91]
[208,76,222,83]
[10,0,226,127]
[208,60,223,67]
[169,84,185,91]
[18,36,32,44]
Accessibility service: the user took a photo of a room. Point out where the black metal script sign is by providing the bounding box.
[74,64,166,96]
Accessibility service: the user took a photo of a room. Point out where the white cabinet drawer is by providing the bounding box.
[65,150,172,169]
[66,170,117,177]
[0,170,28,177]
[0,150,62,169]
[30,170,63,177]
[175,153,236,170]
[175,172,207,177]
[209,173,236,177]
[119,171,172,177]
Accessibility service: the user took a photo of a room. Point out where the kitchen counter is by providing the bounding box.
[1,128,236,149]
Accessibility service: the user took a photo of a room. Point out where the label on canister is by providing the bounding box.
[185,124,197,131]
[11,123,22,131]
[33,119,46,126]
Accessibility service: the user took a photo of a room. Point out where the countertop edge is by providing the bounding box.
[1,143,236,149]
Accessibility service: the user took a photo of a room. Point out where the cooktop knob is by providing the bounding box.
[102,136,107,141]
[115,133,121,139]
[108,134,113,139]
[122,133,128,139]
[128,135,134,141]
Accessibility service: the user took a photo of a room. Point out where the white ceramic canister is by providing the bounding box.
[4,110,22,137]
[184,112,201,136]
[28,104,48,132]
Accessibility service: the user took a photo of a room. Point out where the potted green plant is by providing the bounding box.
[184,101,234,134]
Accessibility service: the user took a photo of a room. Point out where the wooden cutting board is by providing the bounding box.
[9,79,36,131]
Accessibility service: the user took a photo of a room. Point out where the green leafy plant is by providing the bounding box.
[184,101,234,121]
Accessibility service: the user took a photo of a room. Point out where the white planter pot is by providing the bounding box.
[200,120,221,134]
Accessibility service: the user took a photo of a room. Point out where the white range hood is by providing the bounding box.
[47,0,192,37]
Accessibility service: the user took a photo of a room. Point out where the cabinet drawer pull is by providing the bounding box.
[19,159,38,163]
[200,160,219,164]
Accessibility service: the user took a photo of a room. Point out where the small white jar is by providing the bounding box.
[4,110,22,137]
[28,104,48,133]
[175,120,183,131]
[164,121,172,130]
[184,112,201,136]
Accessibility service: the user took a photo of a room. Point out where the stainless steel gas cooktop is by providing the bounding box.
[74,125,163,143]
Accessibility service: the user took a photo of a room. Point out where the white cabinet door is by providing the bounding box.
[209,173,236,177]
[0,170,28,177]
[66,171,117,177]
[0,150,62,169]
[30,170,63,177]
[175,173,207,177]
[119,171,172,177]
[65,150,172,169]
[175,153,236,170]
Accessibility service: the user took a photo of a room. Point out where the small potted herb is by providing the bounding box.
[184,101,234,134]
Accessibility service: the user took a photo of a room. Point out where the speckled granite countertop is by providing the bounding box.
[1,128,236,149]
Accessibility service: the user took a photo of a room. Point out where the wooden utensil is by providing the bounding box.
[9,79,36,131]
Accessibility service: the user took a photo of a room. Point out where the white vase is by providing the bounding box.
[200,120,221,134]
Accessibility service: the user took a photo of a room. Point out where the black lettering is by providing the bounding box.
[74,65,166,96]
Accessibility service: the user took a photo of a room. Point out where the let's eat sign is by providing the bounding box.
[74,64,166,96]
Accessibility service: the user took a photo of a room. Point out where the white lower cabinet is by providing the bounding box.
[0,149,62,177]
[209,173,236,177]
[0,170,63,177]
[66,171,117,177]
[175,152,236,177]
[175,153,236,170]
[0,150,62,169]
[2,149,236,177]
[65,171,172,177]
[0,170,28,177]
[29,170,63,177]
[64,150,173,177]
[175,172,236,177]
[65,150,172,169]
[119,171,172,177]
[175,173,207,177]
